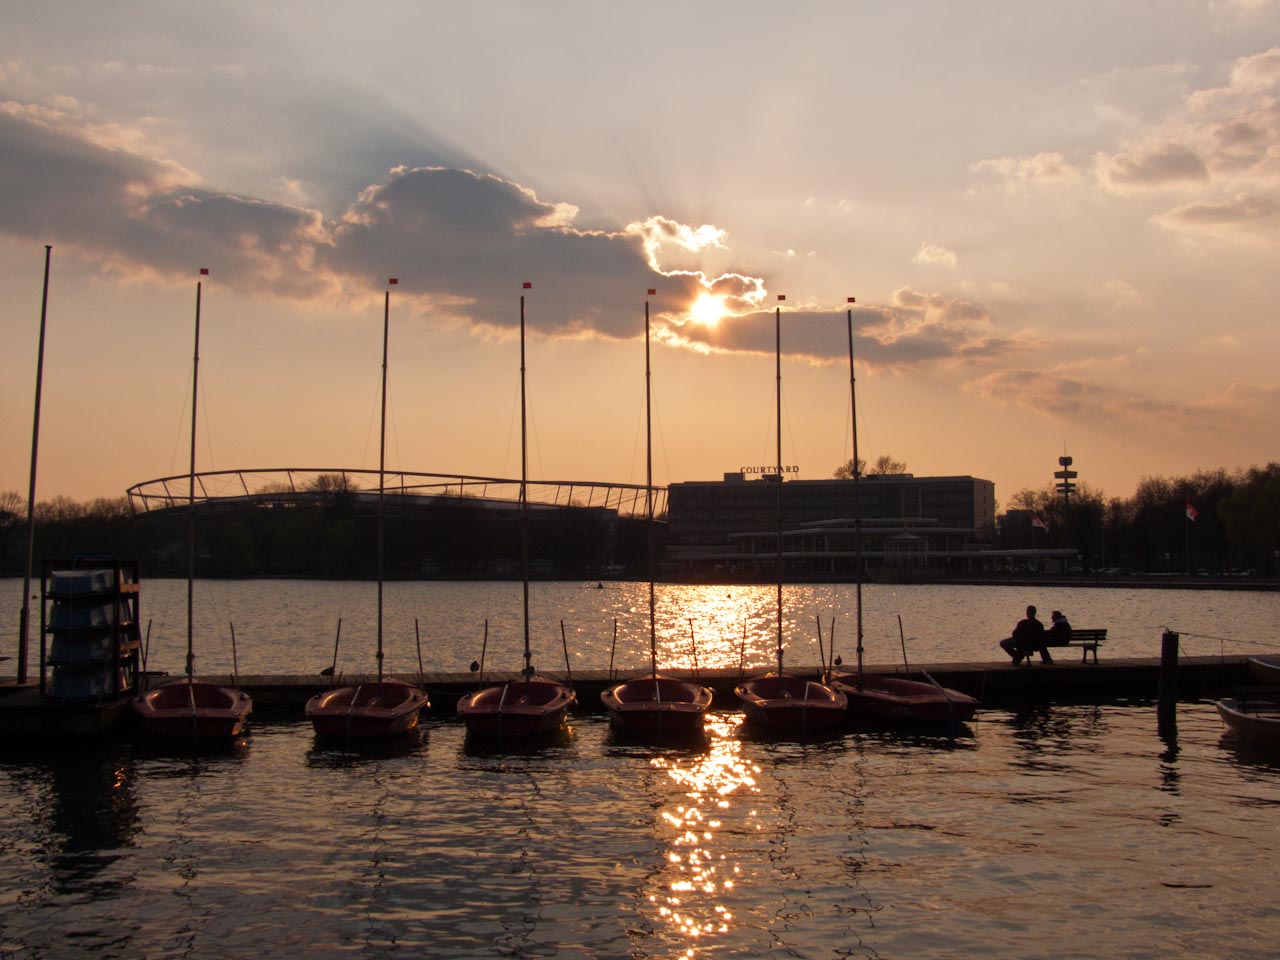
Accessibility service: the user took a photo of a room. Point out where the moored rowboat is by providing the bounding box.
[458,677,576,736]
[306,678,427,740]
[601,674,714,735]
[133,681,252,741]
[734,673,847,731]
[831,674,977,725]
[1216,696,1280,749]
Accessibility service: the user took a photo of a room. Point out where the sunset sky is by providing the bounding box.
[2,2,1278,510]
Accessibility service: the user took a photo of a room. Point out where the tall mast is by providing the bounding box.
[520,285,532,679]
[377,280,395,683]
[187,269,207,683]
[18,245,52,685]
[847,299,864,682]
[645,292,657,678]
[775,298,784,676]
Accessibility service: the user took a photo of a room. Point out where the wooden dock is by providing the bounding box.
[0,655,1251,730]
[135,653,1251,716]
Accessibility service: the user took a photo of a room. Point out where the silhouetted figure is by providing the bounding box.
[999,605,1049,665]
[1043,611,1072,659]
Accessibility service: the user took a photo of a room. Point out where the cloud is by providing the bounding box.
[966,368,1280,436]
[0,101,725,333]
[664,288,1024,369]
[969,152,1082,194]
[1095,145,1210,191]
[912,242,958,269]
[1153,192,1279,237]
[971,46,1280,214]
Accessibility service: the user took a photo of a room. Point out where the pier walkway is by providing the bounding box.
[163,653,1246,716]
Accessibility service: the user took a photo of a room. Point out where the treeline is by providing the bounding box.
[0,489,652,580]
[1000,463,1280,574]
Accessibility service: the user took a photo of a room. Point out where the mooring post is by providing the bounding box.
[1158,630,1179,738]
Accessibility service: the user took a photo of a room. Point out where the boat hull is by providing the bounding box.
[306,679,429,740]
[601,674,713,735]
[1217,698,1280,748]
[132,681,252,741]
[457,678,575,736]
[832,675,978,725]
[734,674,847,731]
[1247,657,1280,686]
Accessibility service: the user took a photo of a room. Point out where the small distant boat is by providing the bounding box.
[305,280,429,741]
[1216,696,1280,748]
[1247,656,1280,686]
[133,270,251,744]
[458,286,575,736]
[733,300,846,733]
[602,292,713,736]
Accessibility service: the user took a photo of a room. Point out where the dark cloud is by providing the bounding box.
[1097,145,1209,190]
[0,101,1023,370]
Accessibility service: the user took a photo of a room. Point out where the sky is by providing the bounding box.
[2,1,1278,511]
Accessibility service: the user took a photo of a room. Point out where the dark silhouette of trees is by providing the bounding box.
[5,461,1277,579]
[833,455,908,479]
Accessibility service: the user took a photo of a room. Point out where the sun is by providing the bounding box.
[688,293,727,327]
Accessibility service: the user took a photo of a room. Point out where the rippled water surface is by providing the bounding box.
[2,702,1278,959]
[7,578,1272,678]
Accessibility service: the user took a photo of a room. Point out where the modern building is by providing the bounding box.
[665,471,1000,579]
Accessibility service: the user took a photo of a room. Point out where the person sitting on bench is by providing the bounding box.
[999,604,1051,665]
[1044,611,1072,653]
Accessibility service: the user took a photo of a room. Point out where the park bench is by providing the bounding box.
[1051,628,1106,663]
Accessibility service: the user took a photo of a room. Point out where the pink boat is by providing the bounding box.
[734,673,847,732]
[306,679,428,740]
[133,681,252,741]
[458,678,576,736]
[831,674,977,725]
[602,674,714,736]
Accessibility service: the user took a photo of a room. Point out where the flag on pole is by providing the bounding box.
[647,288,656,296]
[1186,502,1199,521]
[523,282,532,289]
[777,294,786,302]
[388,278,398,285]
[199,268,209,275]
[848,296,856,303]
[1031,514,1050,531]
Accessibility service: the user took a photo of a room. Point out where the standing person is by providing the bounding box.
[999,605,1047,665]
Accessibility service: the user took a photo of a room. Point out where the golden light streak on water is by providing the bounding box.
[648,713,756,954]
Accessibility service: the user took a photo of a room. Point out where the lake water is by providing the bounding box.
[1,703,1277,958]
[2,581,1279,958]
[7,578,1274,679]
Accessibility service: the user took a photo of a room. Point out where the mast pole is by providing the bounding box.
[18,245,52,685]
[645,292,657,679]
[848,299,864,682]
[187,270,206,684]
[520,285,532,679]
[775,298,784,676]
[378,280,395,683]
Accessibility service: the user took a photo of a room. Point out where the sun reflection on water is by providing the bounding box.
[647,713,757,954]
